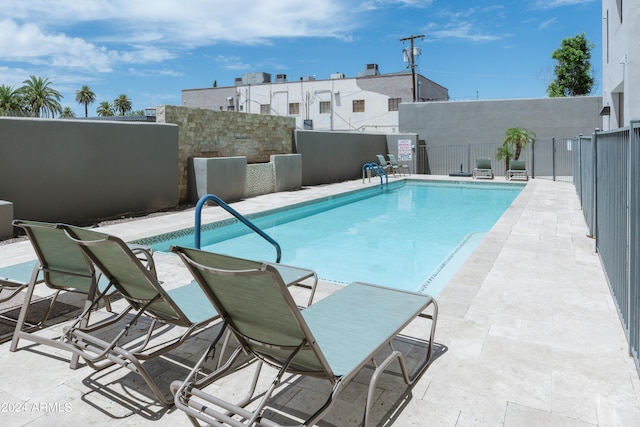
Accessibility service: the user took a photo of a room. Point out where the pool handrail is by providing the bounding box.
[361,163,388,188]
[194,194,282,263]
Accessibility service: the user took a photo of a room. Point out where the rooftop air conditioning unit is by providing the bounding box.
[331,72,345,79]
[276,74,287,82]
[365,63,380,76]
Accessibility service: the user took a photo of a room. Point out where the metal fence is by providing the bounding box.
[418,137,575,182]
[573,121,640,375]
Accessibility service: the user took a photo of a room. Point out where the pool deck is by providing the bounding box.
[1,176,639,426]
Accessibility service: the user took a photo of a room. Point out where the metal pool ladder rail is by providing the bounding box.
[362,163,388,188]
[194,194,282,263]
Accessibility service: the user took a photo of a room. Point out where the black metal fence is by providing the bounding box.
[573,121,640,375]
[418,137,575,182]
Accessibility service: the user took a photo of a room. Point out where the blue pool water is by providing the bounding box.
[145,181,523,295]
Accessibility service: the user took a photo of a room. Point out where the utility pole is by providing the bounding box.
[400,34,424,102]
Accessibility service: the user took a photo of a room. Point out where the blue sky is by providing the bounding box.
[0,0,602,117]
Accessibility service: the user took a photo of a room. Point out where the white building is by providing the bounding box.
[601,0,640,129]
[182,64,448,132]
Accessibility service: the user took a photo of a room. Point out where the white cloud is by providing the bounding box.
[0,20,172,72]
[538,17,558,31]
[429,22,502,42]
[0,1,364,76]
[425,6,507,42]
[2,1,359,45]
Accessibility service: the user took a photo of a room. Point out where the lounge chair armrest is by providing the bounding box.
[128,244,157,277]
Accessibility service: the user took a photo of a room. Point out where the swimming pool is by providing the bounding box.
[141,180,523,295]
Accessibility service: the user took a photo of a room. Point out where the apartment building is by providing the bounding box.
[182,64,448,132]
[601,0,640,129]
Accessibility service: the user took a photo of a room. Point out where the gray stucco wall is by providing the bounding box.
[0,117,178,223]
[399,96,603,145]
[294,130,389,185]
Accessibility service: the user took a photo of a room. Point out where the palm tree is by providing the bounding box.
[0,84,26,116]
[21,75,63,118]
[113,94,132,116]
[495,145,514,173]
[75,85,96,118]
[496,127,536,173]
[60,107,76,118]
[96,101,114,117]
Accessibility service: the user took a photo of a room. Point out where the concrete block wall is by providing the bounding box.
[156,105,296,202]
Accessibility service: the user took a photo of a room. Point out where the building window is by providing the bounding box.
[260,104,270,115]
[319,101,331,114]
[227,105,234,112]
[388,98,401,111]
[352,99,365,113]
[289,103,300,115]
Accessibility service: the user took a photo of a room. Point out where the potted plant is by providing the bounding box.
[496,127,536,173]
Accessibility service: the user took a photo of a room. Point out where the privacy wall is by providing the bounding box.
[399,96,603,145]
[0,117,178,223]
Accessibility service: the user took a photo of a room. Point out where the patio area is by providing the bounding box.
[0,176,639,426]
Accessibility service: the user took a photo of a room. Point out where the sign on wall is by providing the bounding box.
[398,139,412,161]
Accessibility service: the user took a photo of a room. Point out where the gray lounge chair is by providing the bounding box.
[507,159,529,181]
[170,245,438,427]
[9,220,140,368]
[376,154,395,176]
[388,153,410,175]
[472,158,494,179]
[58,224,220,405]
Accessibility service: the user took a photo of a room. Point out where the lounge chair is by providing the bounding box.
[9,220,141,368]
[507,159,529,181]
[57,224,222,405]
[170,245,438,427]
[60,224,317,405]
[388,153,410,176]
[472,158,494,179]
[376,154,395,176]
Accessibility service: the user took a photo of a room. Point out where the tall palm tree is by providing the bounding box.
[113,94,132,116]
[0,84,26,116]
[21,75,63,118]
[75,85,96,118]
[96,101,114,117]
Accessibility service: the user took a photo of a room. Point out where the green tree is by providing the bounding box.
[96,101,114,116]
[59,107,76,118]
[496,127,536,172]
[75,85,96,118]
[113,94,132,116]
[547,32,595,97]
[0,84,27,116]
[21,75,63,117]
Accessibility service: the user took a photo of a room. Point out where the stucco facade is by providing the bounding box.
[182,68,448,133]
[601,0,640,129]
